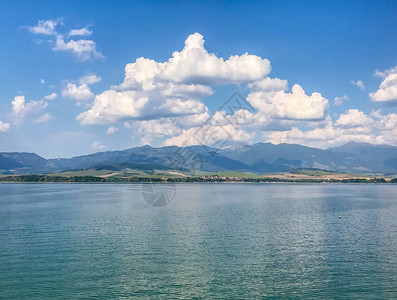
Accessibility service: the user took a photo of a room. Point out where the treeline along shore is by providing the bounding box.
[0,175,395,184]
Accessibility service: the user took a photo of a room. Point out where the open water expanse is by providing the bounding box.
[0,183,397,299]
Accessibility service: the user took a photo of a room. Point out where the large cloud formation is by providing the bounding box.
[267,109,397,148]
[77,33,271,125]
[78,33,332,147]
[158,33,271,85]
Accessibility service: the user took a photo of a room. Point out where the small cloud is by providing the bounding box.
[35,113,54,123]
[374,70,386,78]
[53,35,104,61]
[62,83,95,101]
[370,65,397,103]
[69,27,92,37]
[62,83,94,102]
[106,126,119,135]
[92,141,107,150]
[124,122,131,129]
[25,19,103,62]
[61,74,101,103]
[79,74,101,85]
[351,80,365,90]
[0,120,10,132]
[334,94,349,106]
[26,19,62,36]
[11,95,47,120]
[44,92,57,100]
[40,78,45,84]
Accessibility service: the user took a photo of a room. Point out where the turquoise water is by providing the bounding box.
[1,183,397,299]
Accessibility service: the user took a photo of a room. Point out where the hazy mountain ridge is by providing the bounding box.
[1,142,397,175]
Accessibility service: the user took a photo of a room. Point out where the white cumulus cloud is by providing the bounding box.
[76,33,333,148]
[62,74,101,102]
[369,66,397,103]
[247,84,329,121]
[266,109,397,148]
[78,32,268,125]
[162,123,255,147]
[0,121,10,132]
[62,83,94,101]
[335,109,373,128]
[157,33,271,85]
[11,95,48,120]
[248,77,288,92]
[132,112,211,145]
[106,126,119,135]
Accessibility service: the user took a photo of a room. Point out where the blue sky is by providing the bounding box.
[0,0,397,158]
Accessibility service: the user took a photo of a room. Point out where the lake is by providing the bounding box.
[1,183,397,298]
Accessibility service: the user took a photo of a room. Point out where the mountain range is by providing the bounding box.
[1,142,397,175]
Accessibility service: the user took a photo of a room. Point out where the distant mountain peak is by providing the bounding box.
[222,142,250,152]
[330,141,397,151]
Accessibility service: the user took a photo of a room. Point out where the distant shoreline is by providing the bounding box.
[0,175,394,184]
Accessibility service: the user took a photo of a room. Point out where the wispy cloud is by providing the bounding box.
[25,19,104,61]
[10,93,56,125]
[351,80,365,90]
[44,92,57,100]
[11,95,47,120]
[69,27,92,37]
[35,113,54,123]
[79,74,101,85]
[106,126,119,135]
[26,19,62,36]
[334,94,349,106]
[92,141,107,150]
[53,35,104,61]
[0,120,10,132]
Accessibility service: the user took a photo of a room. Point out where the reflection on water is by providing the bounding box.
[0,183,397,298]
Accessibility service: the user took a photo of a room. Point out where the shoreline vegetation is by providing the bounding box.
[0,174,395,184]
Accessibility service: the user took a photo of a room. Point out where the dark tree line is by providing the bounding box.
[0,175,394,183]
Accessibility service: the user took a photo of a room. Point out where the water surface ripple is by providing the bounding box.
[1,183,397,298]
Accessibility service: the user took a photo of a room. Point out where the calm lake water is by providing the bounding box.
[1,183,397,299]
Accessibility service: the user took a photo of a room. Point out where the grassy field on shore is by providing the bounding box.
[0,168,395,183]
